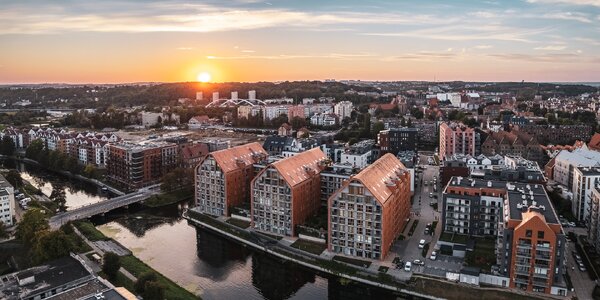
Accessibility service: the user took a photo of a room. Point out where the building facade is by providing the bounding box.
[0,175,15,226]
[328,154,411,260]
[572,167,600,222]
[439,122,476,161]
[378,127,419,154]
[251,148,326,236]
[334,101,353,120]
[195,142,268,217]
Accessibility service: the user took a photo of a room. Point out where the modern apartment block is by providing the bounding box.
[442,177,507,236]
[378,127,419,154]
[439,122,476,161]
[552,147,600,188]
[107,141,178,190]
[572,167,600,222]
[497,183,566,295]
[320,163,355,205]
[0,175,15,226]
[195,142,268,217]
[333,101,353,120]
[588,187,600,253]
[328,154,411,260]
[251,148,326,236]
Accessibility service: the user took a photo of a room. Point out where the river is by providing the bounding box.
[3,159,403,300]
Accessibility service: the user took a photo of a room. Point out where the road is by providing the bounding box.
[389,154,452,276]
[48,187,158,229]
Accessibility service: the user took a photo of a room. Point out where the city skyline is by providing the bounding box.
[1,0,600,83]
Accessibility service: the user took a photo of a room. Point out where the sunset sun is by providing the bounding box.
[197,72,211,83]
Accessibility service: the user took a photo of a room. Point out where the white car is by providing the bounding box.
[430,251,437,260]
[419,239,426,249]
[404,261,412,272]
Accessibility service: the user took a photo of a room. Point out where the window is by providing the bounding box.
[537,231,544,239]
[526,230,532,238]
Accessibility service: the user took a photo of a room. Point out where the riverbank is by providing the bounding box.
[184,209,555,300]
[74,220,198,300]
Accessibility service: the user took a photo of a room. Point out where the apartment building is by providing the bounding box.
[195,142,268,217]
[480,130,544,164]
[497,183,566,295]
[0,175,15,226]
[378,127,419,154]
[333,101,353,120]
[514,124,592,145]
[588,187,600,253]
[572,167,600,222]
[442,177,507,236]
[340,140,374,169]
[251,148,326,237]
[107,141,178,190]
[328,154,411,260]
[439,122,476,161]
[553,147,600,188]
[287,105,305,122]
[320,163,355,206]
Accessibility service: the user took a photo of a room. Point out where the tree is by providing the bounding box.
[371,121,385,137]
[102,252,121,280]
[161,168,193,192]
[135,271,158,294]
[290,117,307,130]
[32,230,74,263]
[83,165,98,179]
[26,140,44,160]
[50,186,67,212]
[143,281,166,300]
[410,108,424,119]
[0,136,15,156]
[5,169,23,188]
[16,209,49,247]
[0,221,8,239]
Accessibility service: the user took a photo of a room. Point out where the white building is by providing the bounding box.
[553,147,600,188]
[334,101,353,120]
[0,175,15,226]
[572,167,600,221]
[310,113,337,126]
[263,105,290,121]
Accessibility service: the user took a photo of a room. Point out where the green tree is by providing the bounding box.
[290,117,307,130]
[410,108,424,119]
[371,121,385,137]
[26,140,44,160]
[0,221,8,239]
[83,165,98,179]
[5,169,23,188]
[32,230,74,263]
[16,209,49,247]
[135,271,158,294]
[143,281,165,300]
[102,252,121,280]
[50,186,67,212]
[0,136,15,156]
[161,168,193,192]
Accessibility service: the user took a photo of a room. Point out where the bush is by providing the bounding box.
[135,271,158,294]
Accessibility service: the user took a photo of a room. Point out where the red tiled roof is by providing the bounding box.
[589,133,600,151]
[210,142,267,173]
[351,153,408,205]
[182,143,209,160]
[271,147,326,188]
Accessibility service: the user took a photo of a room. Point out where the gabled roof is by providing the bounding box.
[351,153,408,205]
[209,142,267,173]
[182,143,209,160]
[270,147,326,188]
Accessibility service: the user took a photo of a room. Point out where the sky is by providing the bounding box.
[0,0,599,84]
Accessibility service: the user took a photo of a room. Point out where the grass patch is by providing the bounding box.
[28,200,58,217]
[99,271,136,294]
[74,221,109,241]
[408,219,419,237]
[144,189,192,208]
[333,255,372,268]
[119,255,197,300]
[465,238,496,273]
[439,232,469,244]
[226,218,250,229]
[290,239,326,255]
[378,266,389,273]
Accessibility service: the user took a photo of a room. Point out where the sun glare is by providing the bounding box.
[197,72,211,83]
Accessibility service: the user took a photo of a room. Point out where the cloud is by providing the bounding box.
[474,45,493,49]
[487,52,583,63]
[542,12,592,23]
[534,45,567,50]
[176,47,193,50]
[526,0,600,7]
[206,52,376,60]
[0,2,456,35]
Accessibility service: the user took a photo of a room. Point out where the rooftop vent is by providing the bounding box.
[487,181,492,188]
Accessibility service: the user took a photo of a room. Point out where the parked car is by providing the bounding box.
[413,259,425,266]
[419,239,426,248]
[579,263,587,272]
[404,261,412,272]
[430,251,437,260]
[429,193,433,198]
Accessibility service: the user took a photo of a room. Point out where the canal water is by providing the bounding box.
[2,159,403,300]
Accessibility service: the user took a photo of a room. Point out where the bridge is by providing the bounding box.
[49,187,159,229]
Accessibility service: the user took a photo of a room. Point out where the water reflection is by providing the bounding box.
[251,252,316,300]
